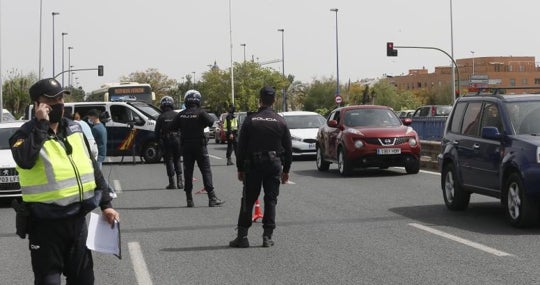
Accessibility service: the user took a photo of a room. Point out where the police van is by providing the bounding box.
[25,101,162,163]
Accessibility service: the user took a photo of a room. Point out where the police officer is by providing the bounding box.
[155,96,184,189]
[224,104,238,165]
[171,90,224,207]
[229,86,292,248]
[9,78,120,284]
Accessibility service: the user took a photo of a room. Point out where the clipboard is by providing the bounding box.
[86,212,122,259]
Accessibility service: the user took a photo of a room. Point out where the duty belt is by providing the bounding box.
[251,151,280,161]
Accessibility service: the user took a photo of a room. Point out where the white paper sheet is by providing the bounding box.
[86,212,121,259]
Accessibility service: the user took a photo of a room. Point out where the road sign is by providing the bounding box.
[335,95,343,104]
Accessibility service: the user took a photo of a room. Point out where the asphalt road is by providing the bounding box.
[2,143,540,284]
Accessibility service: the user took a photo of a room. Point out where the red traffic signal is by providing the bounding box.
[386,42,398,57]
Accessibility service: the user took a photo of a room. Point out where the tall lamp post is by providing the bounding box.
[61,32,68,85]
[330,8,340,105]
[470,50,475,75]
[240,43,246,62]
[228,0,235,105]
[67,46,73,88]
[192,71,196,88]
[51,12,60,77]
[277,29,286,111]
[38,0,43,79]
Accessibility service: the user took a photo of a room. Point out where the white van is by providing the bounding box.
[25,101,163,163]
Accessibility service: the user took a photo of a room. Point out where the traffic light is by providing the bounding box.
[97,65,104,76]
[386,42,398,57]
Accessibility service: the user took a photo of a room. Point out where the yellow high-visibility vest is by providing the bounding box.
[17,129,96,206]
[224,116,238,131]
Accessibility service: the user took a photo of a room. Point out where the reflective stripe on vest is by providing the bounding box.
[17,131,96,205]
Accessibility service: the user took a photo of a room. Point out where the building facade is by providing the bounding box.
[387,56,540,94]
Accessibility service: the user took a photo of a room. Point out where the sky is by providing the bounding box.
[1,0,540,93]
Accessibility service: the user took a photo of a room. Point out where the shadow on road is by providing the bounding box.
[292,168,407,179]
[161,245,231,252]
[389,202,540,235]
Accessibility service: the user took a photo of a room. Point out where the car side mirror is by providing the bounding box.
[327,120,338,128]
[481,126,502,140]
[134,119,145,126]
[402,118,412,126]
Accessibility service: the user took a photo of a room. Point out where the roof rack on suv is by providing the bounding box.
[471,86,540,96]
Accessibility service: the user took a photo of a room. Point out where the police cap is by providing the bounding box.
[29,78,70,101]
[259,86,276,98]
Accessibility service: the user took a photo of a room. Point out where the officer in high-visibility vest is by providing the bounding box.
[223,104,238,165]
[9,78,120,285]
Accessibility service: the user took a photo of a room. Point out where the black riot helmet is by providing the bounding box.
[184,90,202,107]
[160,96,174,111]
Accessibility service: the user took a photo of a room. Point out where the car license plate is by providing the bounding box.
[0,176,18,183]
[377,148,401,155]
[308,143,315,150]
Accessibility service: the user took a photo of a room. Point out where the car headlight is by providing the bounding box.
[291,136,302,142]
[409,137,418,147]
[354,140,364,149]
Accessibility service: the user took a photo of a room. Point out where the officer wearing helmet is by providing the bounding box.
[171,90,224,207]
[155,96,183,190]
[9,78,119,284]
[229,86,292,248]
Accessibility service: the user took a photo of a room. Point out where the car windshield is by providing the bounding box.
[0,126,19,149]
[129,102,161,120]
[283,114,326,129]
[2,111,16,122]
[344,109,401,127]
[505,101,540,134]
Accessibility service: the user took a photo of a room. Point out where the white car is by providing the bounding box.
[0,121,25,198]
[278,111,326,157]
[2,109,16,122]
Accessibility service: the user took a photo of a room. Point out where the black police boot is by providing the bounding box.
[166,176,176,189]
[262,228,274,247]
[229,227,249,248]
[186,192,194,208]
[208,191,224,207]
[176,174,184,189]
[226,157,234,165]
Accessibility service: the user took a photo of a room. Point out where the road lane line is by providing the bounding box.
[409,223,513,257]
[113,179,122,193]
[209,154,222,160]
[286,180,296,185]
[128,242,153,285]
[420,169,440,175]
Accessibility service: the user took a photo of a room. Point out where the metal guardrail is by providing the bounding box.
[410,117,448,141]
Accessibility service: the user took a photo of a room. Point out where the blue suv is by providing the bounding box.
[439,92,540,227]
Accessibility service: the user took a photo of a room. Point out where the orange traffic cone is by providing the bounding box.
[195,188,207,194]
[252,199,264,222]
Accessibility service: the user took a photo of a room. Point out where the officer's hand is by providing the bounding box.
[102,208,120,227]
[35,102,50,121]
[281,172,289,184]
[237,171,245,182]
[229,134,234,140]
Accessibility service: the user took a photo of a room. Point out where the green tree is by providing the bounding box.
[303,78,336,116]
[2,69,36,118]
[119,68,177,105]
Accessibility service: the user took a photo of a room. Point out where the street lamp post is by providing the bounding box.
[67,47,73,88]
[470,50,475,75]
[277,29,286,111]
[450,0,457,100]
[61,32,68,85]
[330,8,340,105]
[240,43,246,62]
[192,72,196,88]
[52,12,60,77]
[228,0,235,105]
[38,0,43,79]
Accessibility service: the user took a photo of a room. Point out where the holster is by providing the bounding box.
[11,199,30,239]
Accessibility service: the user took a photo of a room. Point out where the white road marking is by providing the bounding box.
[409,223,513,257]
[113,179,122,193]
[286,180,296,185]
[419,169,440,175]
[128,242,153,285]
[209,154,223,160]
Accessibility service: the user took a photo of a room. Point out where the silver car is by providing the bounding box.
[278,111,326,157]
[0,121,25,198]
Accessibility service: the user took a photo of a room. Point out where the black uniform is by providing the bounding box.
[171,105,223,206]
[155,109,183,184]
[10,118,113,284]
[236,106,292,232]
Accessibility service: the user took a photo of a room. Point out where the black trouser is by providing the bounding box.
[162,135,183,177]
[237,158,282,230]
[182,142,214,193]
[226,131,237,159]
[29,215,94,285]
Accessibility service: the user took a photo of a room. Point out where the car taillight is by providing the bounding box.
[431,106,436,116]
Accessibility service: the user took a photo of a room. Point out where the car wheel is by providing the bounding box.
[142,141,162,164]
[504,173,539,228]
[405,156,420,174]
[337,147,352,177]
[441,163,470,210]
[316,147,330,171]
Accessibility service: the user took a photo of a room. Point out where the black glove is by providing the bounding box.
[11,199,30,239]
